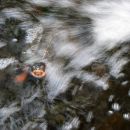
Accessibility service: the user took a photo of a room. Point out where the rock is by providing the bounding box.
[91,62,108,77]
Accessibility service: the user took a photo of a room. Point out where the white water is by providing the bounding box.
[0,0,130,130]
[80,0,130,48]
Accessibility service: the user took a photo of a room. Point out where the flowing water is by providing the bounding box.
[0,0,130,130]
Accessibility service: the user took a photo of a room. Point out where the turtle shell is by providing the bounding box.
[30,62,46,78]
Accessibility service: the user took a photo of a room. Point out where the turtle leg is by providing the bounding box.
[40,80,52,109]
[35,79,51,108]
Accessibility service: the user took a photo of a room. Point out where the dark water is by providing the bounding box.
[0,0,130,130]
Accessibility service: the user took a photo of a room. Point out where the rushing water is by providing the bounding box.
[0,0,130,130]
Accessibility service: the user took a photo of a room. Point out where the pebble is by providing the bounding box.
[111,103,121,111]
[90,126,96,130]
[122,81,128,86]
[128,89,130,97]
[108,95,115,102]
[123,113,130,120]
[12,38,18,42]
[108,110,114,115]
[86,111,94,123]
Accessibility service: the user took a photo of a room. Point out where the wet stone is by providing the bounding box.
[128,89,130,97]
[91,62,109,77]
[122,81,128,86]
[53,114,65,124]
[108,95,115,102]
[12,38,18,43]
[83,62,109,77]
[123,113,130,120]
[107,110,114,116]
[112,103,121,112]
[90,126,96,130]
[86,111,94,123]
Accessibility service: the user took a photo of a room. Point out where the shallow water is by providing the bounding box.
[0,0,130,130]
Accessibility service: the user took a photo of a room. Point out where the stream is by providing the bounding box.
[0,0,130,130]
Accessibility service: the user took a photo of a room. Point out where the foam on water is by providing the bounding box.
[80,72,109,90]
[0,103,20,124]
[51,29,80,58]
[28,0,76,8]
[53,0,75,8]
[80,0,130,48]
[21,121,47,130]
[0,0,130,129]
[0,58,17,70]
[46,61,74,100]
[62,117,80,130]
[2,8,30,21]
[25,24,44,44]
[69,44,106,69]
[28,0,51,6]
[107,46,129,77]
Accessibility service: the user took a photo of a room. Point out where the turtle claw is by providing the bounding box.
[44,98,53,110]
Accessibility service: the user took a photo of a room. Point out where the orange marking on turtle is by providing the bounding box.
[15,72,28,83]
[30,69,46,78]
